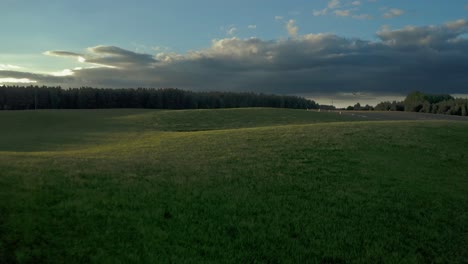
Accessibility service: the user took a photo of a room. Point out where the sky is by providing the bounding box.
[1,0,467,106]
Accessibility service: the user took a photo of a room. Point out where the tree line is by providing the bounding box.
[345,103,375,111]
[374,91,468,116]
[0,86,319,110]
[345,91,468,116]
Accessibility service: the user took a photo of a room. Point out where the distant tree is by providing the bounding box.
[353,103,361,110]
[404,91,427,112]
[420,101,431,113]
[425,94,454,104]
[362,104,373,111]
[391,101,405,111]
[375,101,391,111]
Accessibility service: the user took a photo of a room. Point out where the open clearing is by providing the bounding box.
[0,108,467,263]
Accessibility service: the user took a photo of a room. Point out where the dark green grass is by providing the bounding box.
[0,109,467,263]
[144,108,360,131]
[0,108,358,152]
[0,109,149,152]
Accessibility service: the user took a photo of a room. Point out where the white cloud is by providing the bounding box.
[328,0,341,9]
[220,25,238,36]
[227,27,237,35]
[51,69,74,77]
[315,1,359,17]
[0,64,22,70]
[275,16,283,20]
[334,10,351,17]
[313,8,329,16]
[383,8,404,18]
[286,19,299,37]
[44,51,82,58]
[377,19,468,47]
[352,14,372,20]
[445,19,468,30]
[248,25,257,29]
[379,24,391,31]
[0,78,36,84]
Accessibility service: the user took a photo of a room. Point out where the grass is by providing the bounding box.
[0,108,467,263]
[0,108,358,152]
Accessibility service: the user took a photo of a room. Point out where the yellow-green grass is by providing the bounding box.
[0,109,467,263]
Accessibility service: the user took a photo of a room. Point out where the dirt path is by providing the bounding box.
[333,110,468,122]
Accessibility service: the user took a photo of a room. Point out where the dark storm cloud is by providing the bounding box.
[3,19,468,96]
[85,45,159,68]
[44,45,159,68]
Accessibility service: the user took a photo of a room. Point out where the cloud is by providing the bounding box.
[377,19,468,48]
[275,16,283,20]
[86,45,158,68]
[44,51,83,57]
[0,70,72,84]
[44,51,86,63]
[313,8,328,16]
[45,46,157,68]
[0,64,22,70]
[151,46,171,53]
[227,27,237,36]
[248,25,257,29]
[315,1,361,18]
[334,10,351,17]
[352,14,372,20]
[2,19,468,98]
[51,69,74,77]
[328,0,341,9]
[286,19,299,37]
[383,8,405,18]
[0,78,36,84]
[465,5,468,10]
[445,19,468,29]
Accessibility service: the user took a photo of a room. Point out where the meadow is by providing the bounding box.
[0,108,467,263]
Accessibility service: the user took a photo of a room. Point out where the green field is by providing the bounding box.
[0,108,467,263]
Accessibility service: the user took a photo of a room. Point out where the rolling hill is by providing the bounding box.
[1,108,467,263]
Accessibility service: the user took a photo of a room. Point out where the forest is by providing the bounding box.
[2,86,466,116]
[0,86,318,110]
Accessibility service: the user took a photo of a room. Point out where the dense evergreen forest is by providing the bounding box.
[0,86,318,110]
